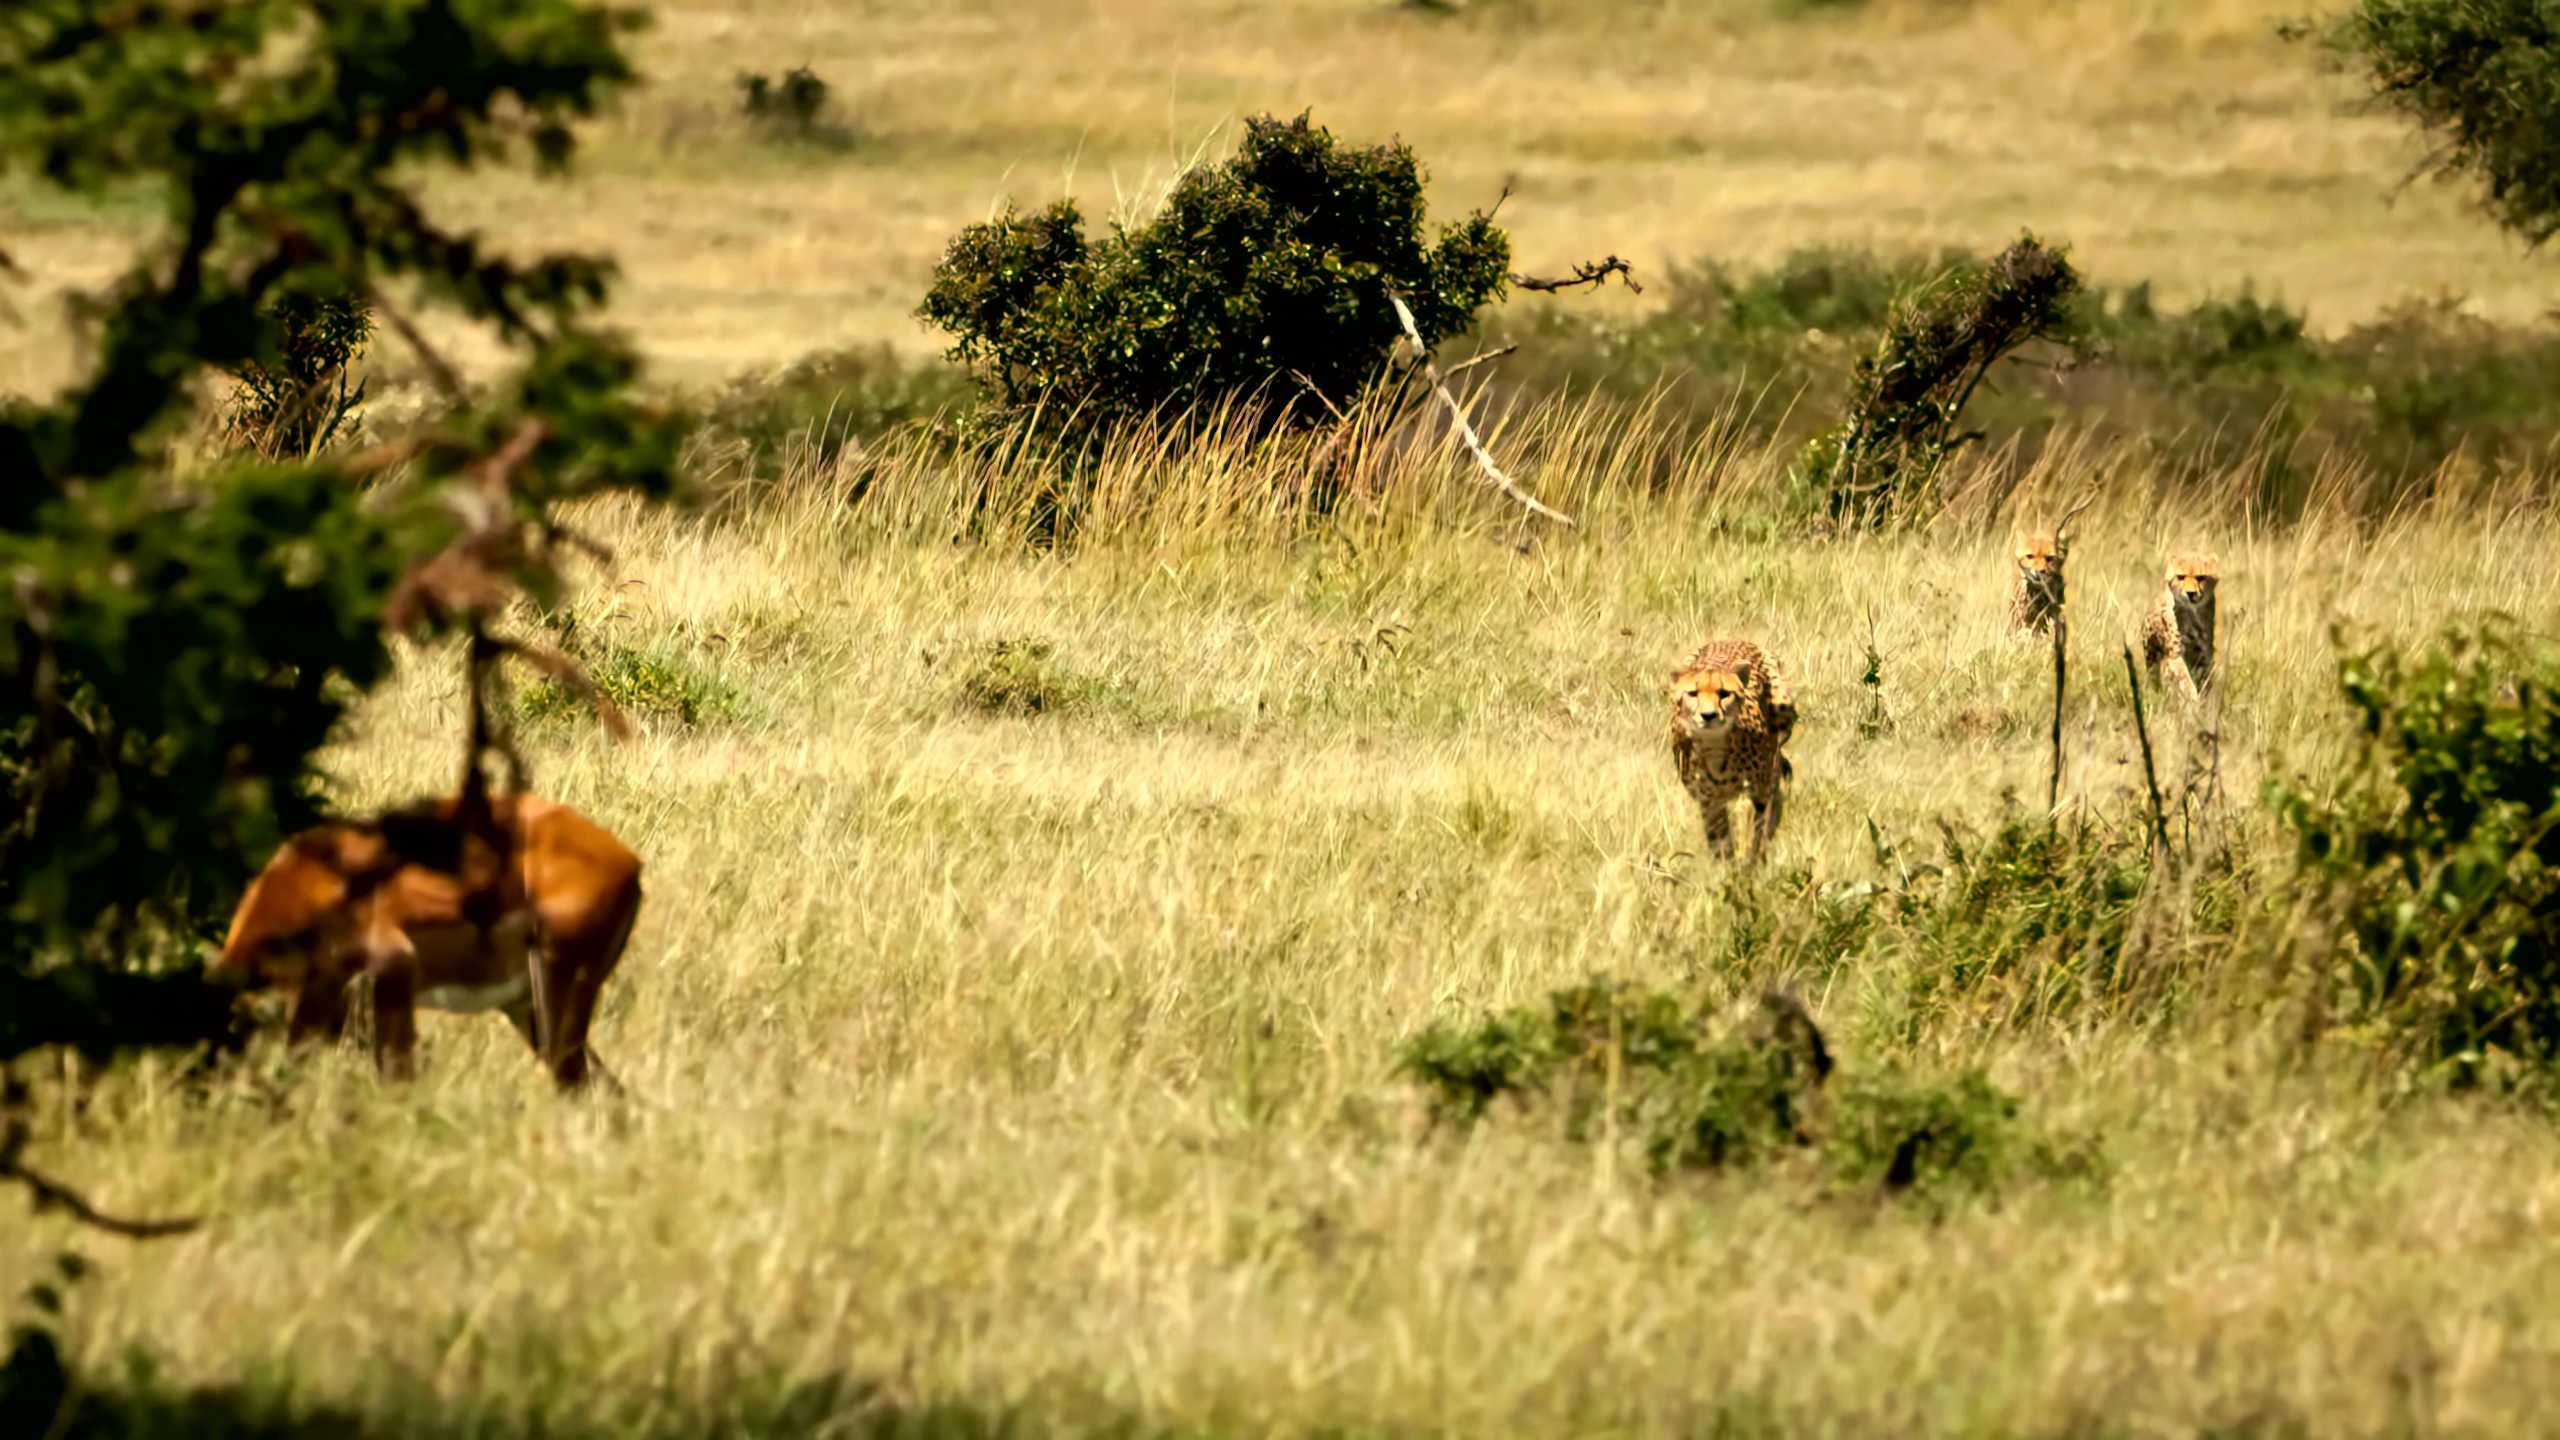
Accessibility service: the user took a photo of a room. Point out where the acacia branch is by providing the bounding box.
[1382,289,1575,528]
[1,1120,202,1240]
[1510,255,1641,295]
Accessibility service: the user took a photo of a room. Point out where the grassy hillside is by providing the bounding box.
[14,425,2560,1434]
[1,0,2551,400]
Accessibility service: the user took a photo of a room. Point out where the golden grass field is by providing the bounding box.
[11,1,2560,1436]
[15,420,2560,1435]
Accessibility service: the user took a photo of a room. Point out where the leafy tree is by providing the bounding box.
[2319,0,2560,245]
[0,0,681,1057]
[919,111,1511,441]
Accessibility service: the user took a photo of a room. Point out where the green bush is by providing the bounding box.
[1399,980,2062,1200]
[918,111,1509,442]
[2276,624,2560,1079]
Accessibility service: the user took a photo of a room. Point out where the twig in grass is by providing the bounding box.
[1286,370,1351,426]
[1511,255,1642,295]
[1,1119,202,1240]
[1382,289,1575,528]
[2122,643,2172,857]
[1440,344,1519,380]
[2053,489,2097,548]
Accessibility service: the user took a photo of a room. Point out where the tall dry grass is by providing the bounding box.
[15,403,2560,1435]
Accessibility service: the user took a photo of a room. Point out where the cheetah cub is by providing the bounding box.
[1668,639,1798,863]
[2008,531,2068,638]
[2140,553,2220,702]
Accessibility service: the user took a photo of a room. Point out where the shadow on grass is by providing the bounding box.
[5,1329,1141,1440]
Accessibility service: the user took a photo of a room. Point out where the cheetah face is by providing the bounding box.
[1672,669,1749,737]
[2165,556,2219,607]
[2013,535,2063,580]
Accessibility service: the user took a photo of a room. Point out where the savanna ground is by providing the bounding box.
[12,1,2560,1436]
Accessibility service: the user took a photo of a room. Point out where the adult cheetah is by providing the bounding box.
[1668,639,1797,864]
[2008,531,2067,638]
[2140,553,2220,702]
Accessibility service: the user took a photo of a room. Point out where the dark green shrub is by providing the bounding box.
[2275,624,2560,1078]
[1399,980,2057,1200]
[736,64,847,147]
[1791,232,2083,528]
[918,111,1509,442]
[218,288,372,460]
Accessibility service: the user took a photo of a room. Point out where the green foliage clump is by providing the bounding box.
[693,344,976,487]
[0,0,677,1045]
[521,645,745,731]
[2318,0,2560,245]
[219,289,373,460]
[2276,624,2560,1078]
[1399,980,2059,1200]
[918,111,1509,441]
[955,638,1105,717]
[1792,233,2083,529]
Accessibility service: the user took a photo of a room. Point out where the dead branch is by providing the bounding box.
[1286,370,1351,426]
[1439,344,1518,381]
[1510,255,1641,295]
[1382,289,1575,528]
[1,1120,202,1240]
[2053,489,2098,548]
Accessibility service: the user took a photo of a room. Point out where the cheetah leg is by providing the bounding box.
[1702,801,1736,861]
[2167,651,2201,706]
[1748,767,1785,865]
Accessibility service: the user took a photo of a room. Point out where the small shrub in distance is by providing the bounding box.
[736,65,843,145]
[2275,623,2560,1080]
[918,111,1509,443]
[955,638,1104,717]
[1399,980,2060,1200]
